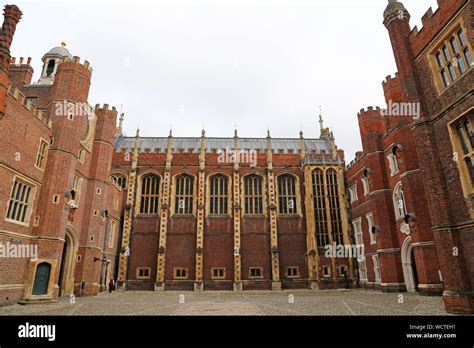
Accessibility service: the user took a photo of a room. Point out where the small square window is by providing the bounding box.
[96,188,102,195]
[286,267,299,278]
[89,235,95,243]
[211,268,225,279]
[322,265,331,277]
[52,194,60,204]
[339,266,348,276]
[249,267,263,278]
[136,267,151,279]
[174,268,188,279]
[76,255,82,262]
[33,216,40,227]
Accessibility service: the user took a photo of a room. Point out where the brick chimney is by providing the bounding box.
[0,4,22,117]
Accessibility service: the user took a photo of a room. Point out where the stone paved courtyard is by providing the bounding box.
[0,289,450,316]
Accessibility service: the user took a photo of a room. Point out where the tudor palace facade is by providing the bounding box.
[0,0,473,316]
[112,124,352,292]
[346,0,474,314]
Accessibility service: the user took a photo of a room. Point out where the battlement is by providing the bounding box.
[7,83,51,128]
[408,4,439,40]
[357,106,382,117]
[60,55,93,72]
[408,0,468,56]
[10,56,31,66]
[95,103,117,115]
[382,73,399,86]
[346,151,365,171]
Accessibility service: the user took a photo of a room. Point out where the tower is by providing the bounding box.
[37,42,73,85]
[383,0,423,108]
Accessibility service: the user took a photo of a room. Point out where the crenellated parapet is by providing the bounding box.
[357,106,382,118]
[382,73,399,88]
[6,83,51,128]
[346,151,366,171]
[60,55,93,73]
[95,103,117,117]
[408,0,468,56]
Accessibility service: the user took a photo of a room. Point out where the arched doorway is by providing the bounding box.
[32,262,51,295]
[410,248,419,292]
[401,236,419,293]
[58,227,78,296]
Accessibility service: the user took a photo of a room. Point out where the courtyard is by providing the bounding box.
[0,289,449,316]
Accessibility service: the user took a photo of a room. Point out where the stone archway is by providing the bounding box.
[401,236,418,293]
[58,226,78,296]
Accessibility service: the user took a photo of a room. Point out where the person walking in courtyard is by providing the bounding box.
[108,278,114,294]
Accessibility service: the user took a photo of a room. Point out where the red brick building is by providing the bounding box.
[112,122,352,292]
[347,0,473,314]
[0,5,122,305]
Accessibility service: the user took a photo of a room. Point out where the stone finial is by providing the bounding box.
[119,113,124,127]
[319,106,324,131]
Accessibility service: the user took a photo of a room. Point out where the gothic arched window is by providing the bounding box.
[140,174,160,214]
[209,174,229,215]
[277,174,297,215]
[326,168,343,245]
[174,174,194,215]
[244,174,263,215]
[312,169,328,247]
[111,174,127,190]
[393,182,407,220]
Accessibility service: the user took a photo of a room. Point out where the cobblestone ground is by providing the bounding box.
[0,289,449,316]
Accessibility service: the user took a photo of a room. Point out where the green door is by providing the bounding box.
[32,263,51,295]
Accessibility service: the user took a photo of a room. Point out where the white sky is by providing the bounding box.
[10,0,438,160]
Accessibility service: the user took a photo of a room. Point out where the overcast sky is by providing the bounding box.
[10,0,438,160]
